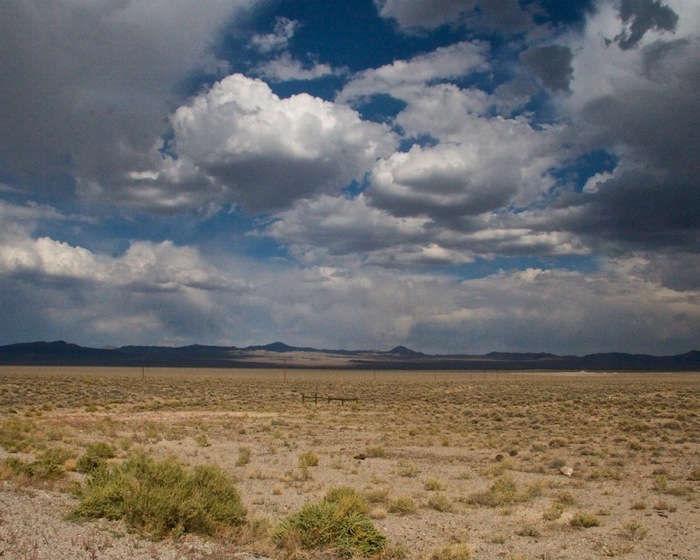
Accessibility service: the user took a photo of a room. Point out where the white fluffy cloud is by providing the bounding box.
[338,41,487,104]
[369,144,516,218]
[128,74,397,212]
[0,233,235,293]
[368,114,565,219]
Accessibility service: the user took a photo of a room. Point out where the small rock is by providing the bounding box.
[495,454,505,462]
[509,449,518,457]
[560,466,574,477]
[353,453,366,460]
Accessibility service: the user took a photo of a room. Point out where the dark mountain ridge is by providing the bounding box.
[0,341,698,371]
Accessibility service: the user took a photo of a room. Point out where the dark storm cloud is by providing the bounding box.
[0,0,247,189]
[374,0,596,35]
[520,45,574,92]
[556,33,700,252]
[615,0,679,49]
[556,170,700,250]
[374,0,538,34]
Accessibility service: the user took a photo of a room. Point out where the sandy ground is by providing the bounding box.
[0,369,699,559]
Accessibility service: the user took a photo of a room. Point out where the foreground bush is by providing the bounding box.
[273,486,386,557]
[73,453,246,538]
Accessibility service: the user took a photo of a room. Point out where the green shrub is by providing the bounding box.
[4,447,73,480]
[77,442,116,474]
[273,487,385,557]
[0,419,39,453]
[324,486,368,514]
[85,441,116,459]
[467,475,520,507]
[73,453,245,538]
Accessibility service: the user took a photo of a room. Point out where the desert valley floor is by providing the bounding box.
[1,367,699,560]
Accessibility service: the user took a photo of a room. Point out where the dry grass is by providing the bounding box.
[1,367,699,559]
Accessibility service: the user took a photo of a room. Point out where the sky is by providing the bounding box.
[1,0,699,355]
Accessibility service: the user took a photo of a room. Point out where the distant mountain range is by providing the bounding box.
[0,340,699,371]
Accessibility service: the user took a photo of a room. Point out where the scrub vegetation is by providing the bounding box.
[0,367,699,559]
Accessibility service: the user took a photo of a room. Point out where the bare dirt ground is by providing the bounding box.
[1,367,699,560]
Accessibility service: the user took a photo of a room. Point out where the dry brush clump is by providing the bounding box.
[72,453,246,538]
[272,486,386,557]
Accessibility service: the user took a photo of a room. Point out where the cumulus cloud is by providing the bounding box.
[368,114,565,217]
[0,201,249,345]
[368,144,519,218]
[125,74,397,213]
[263,195,482,268]
[0,234,235,293]
[265,195,430,259]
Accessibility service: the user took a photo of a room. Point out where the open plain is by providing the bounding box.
[1,367,699,560]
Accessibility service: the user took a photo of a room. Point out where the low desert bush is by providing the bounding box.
[77,442,115,474]
[653,474,694,496]
[542,502,565,521]
[424,477,446,491]
[569,511,601,529]
[298,450,319,468]
[364,487,390,503]
[4,447,73,481]
[388,495,417,515]
[516,525,541,538]
[366,446,387,458]
[73,453,246,538]
[273,486,385,557]
[0,418,40,453]
[236,446,252,467]
[427,494,453,512]
[430,543,472,560]
[396,459,420,478]
[620,520,649,541]
[467,475,521,507]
